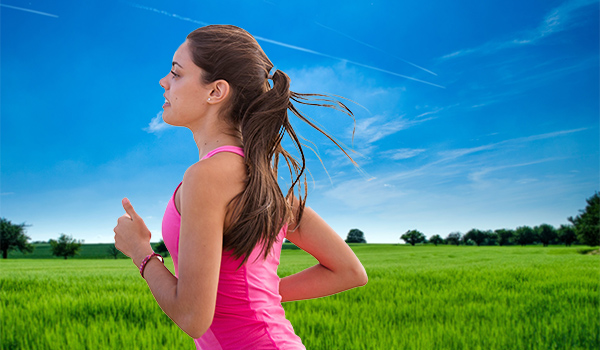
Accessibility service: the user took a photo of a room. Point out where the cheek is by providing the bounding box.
[163,96,205,126]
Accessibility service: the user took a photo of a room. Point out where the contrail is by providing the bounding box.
[0,4,58,18]
[128,3,444,89]
[253,36,444,89]
[314,22,438,77]
[127,2,209,25]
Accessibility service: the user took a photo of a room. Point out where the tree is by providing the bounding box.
[557,224,577,247]
[495,228,514,246]
[154,239,170,257]
[514,226,537,246]
[568,192,600,246]
[463,229,487,246]
[535,224,557,247]
[0,218,34,259]
[345,229,367,243]
[484,230,498,246]
[49,234,83,259]
[107,245,120,259]
[429,234,444,246]
[445,232,462,246]
[400,230,425,246]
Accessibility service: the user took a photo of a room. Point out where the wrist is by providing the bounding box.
[132,245,154,267]
[138,252,164,278]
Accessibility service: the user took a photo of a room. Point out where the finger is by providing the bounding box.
[122,198,138,220]
[116,215,131,227]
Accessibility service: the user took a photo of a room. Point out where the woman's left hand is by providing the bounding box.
[114,198,153,265]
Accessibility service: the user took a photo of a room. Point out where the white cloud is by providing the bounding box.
[286,64,407,139]
[144,111,170,134]
[467,158,561,184]
[512,127,588,143]
[380,148,426,160]
[438,127,588,162]
[439,0,597,60]
[438,144,496,161]
[354,115,409,144]
[350,111,440,147]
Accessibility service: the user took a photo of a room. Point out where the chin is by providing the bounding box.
[161,112,179,127]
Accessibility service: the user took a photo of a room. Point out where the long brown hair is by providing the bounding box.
[186,25,355,266]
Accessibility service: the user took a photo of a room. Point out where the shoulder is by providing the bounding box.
[286,194,308,227]
[184,152,246,183]
[182,153,246,204]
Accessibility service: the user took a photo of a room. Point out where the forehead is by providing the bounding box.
[172,41,192,66]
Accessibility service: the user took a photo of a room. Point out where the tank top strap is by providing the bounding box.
[201,145,244,160]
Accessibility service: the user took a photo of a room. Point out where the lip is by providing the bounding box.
[163,95,171,108]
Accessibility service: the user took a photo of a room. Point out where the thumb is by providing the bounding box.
[122,198,139,220]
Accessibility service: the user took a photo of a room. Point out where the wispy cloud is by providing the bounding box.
[525,0,596,41]
[354,115,409,144]
[380,148,426,160]
[468,158,562,183]
[144,111,170,134]
[353,109,441,146]
[497,56,597,87]
[438,144,496,161]
[456,55,598,112]
[440,0,596,60]
[438,127,589,162]
[319,125,591,227]
[513,127,589,143]
[0,4,58,18]
[127,3,444,89]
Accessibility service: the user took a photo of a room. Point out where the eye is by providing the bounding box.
[170,70,179,78]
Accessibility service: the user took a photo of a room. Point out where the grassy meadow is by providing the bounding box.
[1,244,598,349]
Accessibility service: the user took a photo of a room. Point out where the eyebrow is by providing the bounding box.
[172,61,183,69]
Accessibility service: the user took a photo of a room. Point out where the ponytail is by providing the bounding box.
[186,25,355,267]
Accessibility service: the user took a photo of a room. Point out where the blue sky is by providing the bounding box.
[1,0,598,244]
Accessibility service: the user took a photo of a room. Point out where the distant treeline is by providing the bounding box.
[424,224,577,247]
[403,192,599,247]
[3,193,598,259]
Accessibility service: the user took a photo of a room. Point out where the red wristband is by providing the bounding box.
[139,252,164,278]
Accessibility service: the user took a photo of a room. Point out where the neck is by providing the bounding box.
[189,117,242,160]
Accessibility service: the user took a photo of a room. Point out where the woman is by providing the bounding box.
[114,24,368,349]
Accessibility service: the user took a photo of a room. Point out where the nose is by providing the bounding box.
[159,75,169,90]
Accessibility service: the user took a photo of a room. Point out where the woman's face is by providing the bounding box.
[159,41,211,127]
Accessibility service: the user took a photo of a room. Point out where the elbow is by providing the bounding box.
[334,262,367,289]
[180,313,213,339]
[349,264,368,287]
[356,268,368,287]
[185,326,208,340]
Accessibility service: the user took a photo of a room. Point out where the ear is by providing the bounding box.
[207,80,230,104]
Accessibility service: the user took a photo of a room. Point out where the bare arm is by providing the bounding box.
[115,154,245,338]
[279,204,368,302]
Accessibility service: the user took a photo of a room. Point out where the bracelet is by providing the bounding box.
[139,252,164,278]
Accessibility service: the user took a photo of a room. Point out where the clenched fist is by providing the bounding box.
[114,198,154,266]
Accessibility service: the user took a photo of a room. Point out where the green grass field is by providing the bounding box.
[1,244,598,349]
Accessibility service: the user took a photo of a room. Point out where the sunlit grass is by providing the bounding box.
[1,245,598,349]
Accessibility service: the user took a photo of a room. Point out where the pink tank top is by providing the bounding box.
[161,146,305,350]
